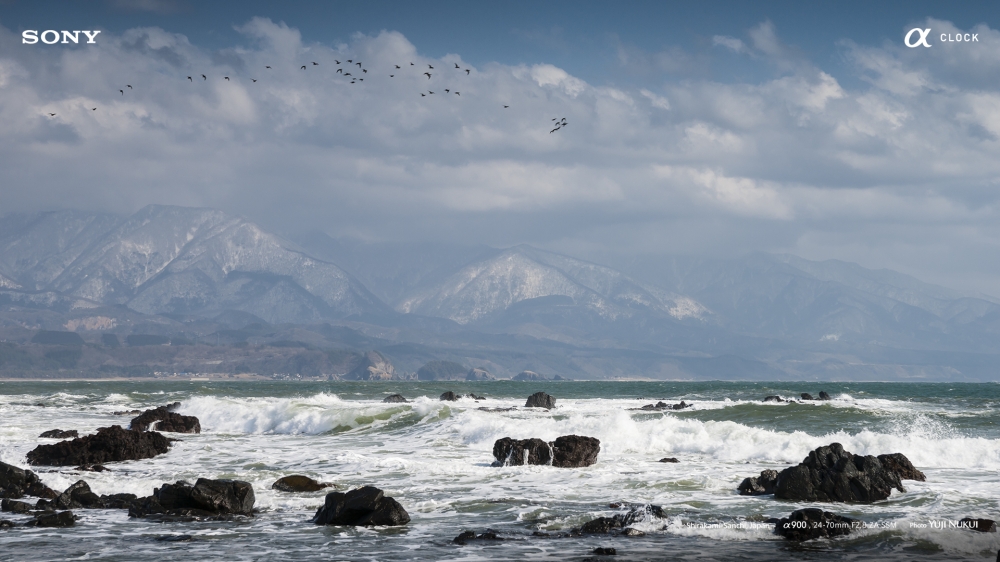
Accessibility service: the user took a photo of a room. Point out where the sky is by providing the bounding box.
[2,0,1000,296]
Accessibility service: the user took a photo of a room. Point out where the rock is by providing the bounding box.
[634,400,690,411]
[112,409,142,416]
[525,392,556,409]
[0,461,57,499]
[877,453,926,481]
[593,547,617,555]
[479,407,517,412]
[130,478,254,519]
[466,368,495,381]
[763,396,784,403]
[959,518,997,532]
[382,394,407,403]
[818,391,832,400]
[492,438,552,466]
[75,464,108,472]
[347,351,396,381]
[774,443,904,503]
[312,486,409,526]
[467,393,485,400]
[440,391,459,401]
[552,435,601,468]
[453,529,503,544]
[39,429,78,439]
[800,393,814,400]
[272,475,332,493]
[512,370,548,381]
[26,425,172,466]
[100,493,138,509]
[1,499,32,513]
[0,519,14,528]
[621,528,644,536]
[576,505,664,535]
[775,508,860,541]
[658,458,679,463]
[53,480,104,509]
[737,469,778,496]
[130,406,200,433]
[155,534,193,542]
[671,401,691,410]
[27,510,77,527]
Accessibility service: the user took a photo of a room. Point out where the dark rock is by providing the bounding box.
[467,393,485,400]
[525,392,556,409]
[800,393,814,400]
[658,458,679,463]
[382,394,407,403]
[272,475,332,493]
[155,534,193,542]
[1,499,32,513]
[775,508,860,541]
[440,391,459,401]
[312,486,410,526]
[75,464,108,472]
[593,547,617,555]
[818,391,832,400]
[576,505,663,535]
[27,511,77,527]
[0,461,57,499]
[552,435,601,468]
[478,407,517,412]
[763,396,784,403]
[671,401,691,410]
[129,478,254,519]
[112,409,142,416]
[130,406,200,433]
[26,425,172,466]
[53,480,104,509]
[738,469,778,495]
[877,453,926,482]
[100,493,138,509]
[0,519,13,528]
[453,529,503,544]
[774,443,904,503]
[959,518,997,532]
[39,429,78,439]
[492,437,552,466]
[621,528,644,536]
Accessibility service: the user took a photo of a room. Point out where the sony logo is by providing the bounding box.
[22,30,102,45]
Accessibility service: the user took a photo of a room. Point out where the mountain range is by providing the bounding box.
[2,205,999,381]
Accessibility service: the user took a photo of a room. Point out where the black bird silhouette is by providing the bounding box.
[120,89,124,95]
[445,89,450,92]
[301,65,307,70]
[359,78,363,81]
[127,85,132,89]
[390,74,394,77]
[337,68,342,73]
[347,59,353,63]
[201,74,206,80]
[335,60,340,64]
[363,69,367,73]
[356,62,361,67]
[47,112,56,116]
[428,64,434,69]
[455,63,460,69]
[187,76,192,81]
[504,105,509,108]
[252,79,257,82]
[395,65,400,69]
[421,93,425,96]
[455,91,460,95]
[224,77,230,81]
[465,69,470,75]
[312,62,318,65]
[345,72,351,76]
[266,66,271,69]
[424,72,431,79]
[410,62,414,65]
[92,107,97,111]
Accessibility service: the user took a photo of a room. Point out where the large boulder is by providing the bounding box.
[0,461,56,499]
[26,426,172,466]
[440,391,459,401]
[27,511,77,527]
[575,505,665,535]
[130,406,200,433]
[525,392,556,409]
[272,475,332,493]
[130,478,255,519]
[39,429,78,439]
[738,469,779,496]
[774,443,903,503]
[877,453,926,482]
[775,508,860,541]
[492,435,600,468]
[312,486,409,526]
[51,480,104,509]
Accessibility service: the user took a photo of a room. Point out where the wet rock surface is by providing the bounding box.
[575,504,665,535]
[631,401,691,411]
[775,508,860,541]
[39,429,78,439]
[129,478,255,520]
[130,405,201,433]
[453,529,503,544]
[658,457,679,463]
[525,392,556,409]
[763,395,784,402]
[440,391,459,401]
[27,510,77,527]
[492,435,600,467]
[0,461,57,499]
[272,475,332,493]
[552,435,601,468]
[1,499,32,513]
[774,443,904,503]
[26,426,172,466]
[382,394,407,403]
[738,469,779,496]
[877,453,926,481]
[312,486,409,526]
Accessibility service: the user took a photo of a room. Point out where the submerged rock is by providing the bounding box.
[800,393,814,400]
[592,547,617,555]
[575,504,665,535]
[763,396,784,403]
[774,443,903,503]
[440,391,459,401]
[877,453,926,482]
[525,392,556,409]
[382,394,407,403]
[633,401,691,411]
[75,464,108,472]
[775,508,860,541]
[492,435,600,467]
[130,406,200,433]
[818,391,832,400]
[272,475,332,493]
[1,499,32,513]
[0,461,57,499]
[39,429,78,439]
[312,486,409,526]
[453,529,503,544]
[658,458,679,463]
[738,469,779,496]
[27,511,77,527]
[26,426,172,466]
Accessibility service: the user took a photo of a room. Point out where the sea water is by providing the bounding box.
[1,381,999,561]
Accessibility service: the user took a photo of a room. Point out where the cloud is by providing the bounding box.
[3,18,1000,295]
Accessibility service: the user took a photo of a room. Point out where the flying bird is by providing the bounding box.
[312,62,318,65]
[429,91,434,94]
[301,65,307,70]
[266,66,271,69]
[252,79,257,82]
[356,62,361,67]
[465,69,470,75]
[335,60,340,64]
[420,93,425,96]
[428,64,434,69]
[347,59,353,63]
[363,69,367,73]
[454,63,460,69]
[445,89,450,92]
[127,85,132,89]
[91,107,97,111]
[455,91,460,95]
[345,72,351,76]
[410,62,414,65]
[202,75,206,80]
[504,105,509,108]
[120,89,124,95]
[224,77,230,81]
[337,68,342,74]
[424,72,431,79]
[395,65,400,69]
[187,76,192,81]
[390,74,394,77]
[47,112,56,116]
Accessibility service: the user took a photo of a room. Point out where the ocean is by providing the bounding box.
[1,380,999,561]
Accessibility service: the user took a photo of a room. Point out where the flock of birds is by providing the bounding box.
[45,57,570,134]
